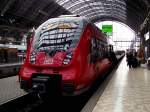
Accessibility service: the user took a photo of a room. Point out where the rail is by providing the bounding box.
[0,92,43,112]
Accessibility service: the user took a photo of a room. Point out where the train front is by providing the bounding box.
[19,16,85,96]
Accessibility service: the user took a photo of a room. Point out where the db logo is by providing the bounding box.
[44,58,53,64]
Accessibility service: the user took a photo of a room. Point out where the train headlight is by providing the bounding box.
[30,52,36,64]
[63,52,72,65]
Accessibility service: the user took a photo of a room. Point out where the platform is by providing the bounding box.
[0,63,23,78]
[82,57,150,112]
[0,76,27,105]
[0,63,23,68]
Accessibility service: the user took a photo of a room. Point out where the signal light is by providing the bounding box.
[30,51,36,64]
[63,52,72,65]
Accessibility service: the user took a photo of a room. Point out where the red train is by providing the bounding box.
[19,15,114,96]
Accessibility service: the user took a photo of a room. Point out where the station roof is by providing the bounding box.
[55,0,150,33]
[0,0,150,33]
[0,0,71,31]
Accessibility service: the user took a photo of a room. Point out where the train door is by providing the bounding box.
[95,40,111,77]
[90,37,98,63]
[90,37,99,77]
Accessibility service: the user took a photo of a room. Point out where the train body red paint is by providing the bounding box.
[19,15,113,95]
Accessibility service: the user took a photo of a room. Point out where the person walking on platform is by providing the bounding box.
[132,51,138,68]
[126,50,138,68]
[127,51,133,68]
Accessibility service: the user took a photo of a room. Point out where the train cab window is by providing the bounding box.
[32,18,86,53]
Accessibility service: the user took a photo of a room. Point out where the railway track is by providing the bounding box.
[0,54,124,112]
[0,70,112,112]
[0,92,43,112]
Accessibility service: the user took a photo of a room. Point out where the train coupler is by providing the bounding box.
[31,74,62,98]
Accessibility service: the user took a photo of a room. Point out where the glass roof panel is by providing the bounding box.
[72,5,126,15]
[62,0,126,11]
[89,13,126,21]
[55,0,147,30]
[55,0,126,21]
[78,9,126,17]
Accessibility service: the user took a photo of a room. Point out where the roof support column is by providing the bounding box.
[147,23,150,58]
[139,10,150,34]
[139,34,146,62]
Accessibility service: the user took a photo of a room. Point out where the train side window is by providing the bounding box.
[96,40,104,59]
[91,38,96,49]
[90,37,98,63]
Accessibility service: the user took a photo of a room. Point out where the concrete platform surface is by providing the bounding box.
[0,76,26,105]
[92,57,150,112]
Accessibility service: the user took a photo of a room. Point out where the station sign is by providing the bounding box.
[102,25,113,36]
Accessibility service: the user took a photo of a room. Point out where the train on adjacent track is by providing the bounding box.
[19,15,117,96]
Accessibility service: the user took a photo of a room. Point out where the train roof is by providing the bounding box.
[35,15,107,43]
[35,15,89,31]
